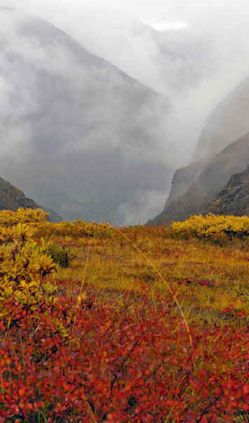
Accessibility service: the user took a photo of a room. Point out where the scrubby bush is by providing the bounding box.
[0,208,48,227]
[1,293,249,422]
[0,213,57,318]
[35,220,114,240]
[172,214,249,241]
[46,243,71,268]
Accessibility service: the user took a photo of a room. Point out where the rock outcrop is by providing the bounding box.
[208,165,249,216]
[0,177,38,211]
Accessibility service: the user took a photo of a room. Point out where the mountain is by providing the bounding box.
[151,75,249,224]
[151,133,249,224]
[208,165,249,216]
[0,8,173,225]
[0,176,61,222]
[194,76,249,160]
[0,176,38,211]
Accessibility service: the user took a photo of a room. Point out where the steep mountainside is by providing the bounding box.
[161,158,208,209]
[208,165,249,216]
[0,8,173,225]
[151,133,249,224]
[194,76,249,160]
[0,176,39,210]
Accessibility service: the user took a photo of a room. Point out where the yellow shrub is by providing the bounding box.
[171,214,249,241]
[0,220,57,315]
[35,220,114,239]
[0,208,48,227]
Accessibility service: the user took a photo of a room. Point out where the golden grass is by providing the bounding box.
[49,222,249,329]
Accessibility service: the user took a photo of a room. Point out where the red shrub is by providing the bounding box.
[0,292,248,422]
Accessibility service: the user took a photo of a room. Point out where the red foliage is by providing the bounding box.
[0,293,249,422]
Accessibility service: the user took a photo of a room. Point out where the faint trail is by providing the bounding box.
[78,245,91,301]
[112,226,193,350]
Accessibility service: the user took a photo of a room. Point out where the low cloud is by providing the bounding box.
[115,190,168,226]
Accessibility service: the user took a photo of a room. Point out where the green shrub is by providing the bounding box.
[46,243,71,268]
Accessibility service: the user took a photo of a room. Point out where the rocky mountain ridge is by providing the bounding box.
[0,177,38,211]
[208,165,249,216]
[151,132,249,224]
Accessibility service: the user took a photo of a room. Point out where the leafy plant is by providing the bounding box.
[0,218,57,318]
[46,243,71,268]
[172,214,249,241]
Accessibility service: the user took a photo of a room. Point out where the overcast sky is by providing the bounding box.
[5,0,249,67]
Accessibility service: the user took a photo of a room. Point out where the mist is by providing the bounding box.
[1,0,249,224]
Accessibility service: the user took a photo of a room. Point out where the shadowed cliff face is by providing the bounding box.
[151,133,249,224]
[208,166,249,216]
[0,8,174,225]
[0,177,38,211]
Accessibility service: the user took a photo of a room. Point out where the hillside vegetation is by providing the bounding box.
[0,209,249,421]
[172,214,249,241]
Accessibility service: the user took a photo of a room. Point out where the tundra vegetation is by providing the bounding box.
[0,209,249,422]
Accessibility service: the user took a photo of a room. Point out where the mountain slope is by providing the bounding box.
[208,165,249,216]
[194,76,249,160]
[0,8,173,225]
[151,73,249,224]
[151,133,249,224]
[0,176,61,221]
[0,176,38,211]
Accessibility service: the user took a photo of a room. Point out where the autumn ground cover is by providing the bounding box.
[0,210,249,422]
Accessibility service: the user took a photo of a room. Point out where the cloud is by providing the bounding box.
[115,189,168,226]
[6,0,249,157]
[141,19,189,32]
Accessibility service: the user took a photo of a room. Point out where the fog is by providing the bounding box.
[3,1,249,135]
[1,0,249,224]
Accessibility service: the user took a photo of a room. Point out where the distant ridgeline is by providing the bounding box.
[151,76,249,224]
[0,176,61,222]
